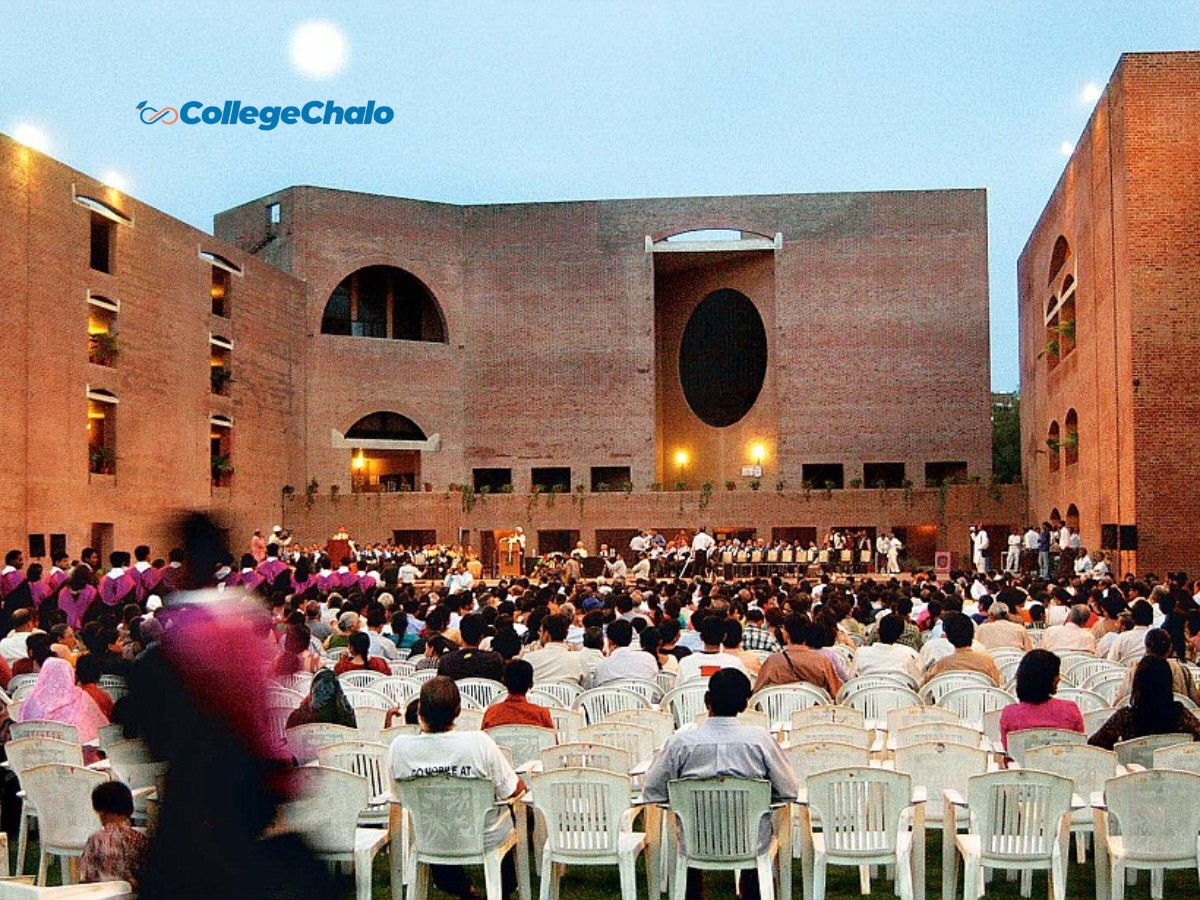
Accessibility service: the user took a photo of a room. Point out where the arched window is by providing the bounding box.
[1064,409,1079,465]
[1066,504,1080,532]
[1058,276,1076,357]
[320,266,446,342]
[345,412,427,442]
[1048,235,1071,286]
[1047,421,1061,472]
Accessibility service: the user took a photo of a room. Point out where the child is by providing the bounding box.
[80,781,149,890]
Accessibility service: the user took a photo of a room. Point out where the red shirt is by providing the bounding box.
[333,656,390,676]
[481,695,555,730]
[82,683,115,719]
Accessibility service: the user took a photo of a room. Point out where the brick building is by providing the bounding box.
[1020,51,1200,576]
[2,131,1017,568]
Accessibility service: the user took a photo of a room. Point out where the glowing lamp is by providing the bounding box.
[750,443,767,465]
[673,450,689,468]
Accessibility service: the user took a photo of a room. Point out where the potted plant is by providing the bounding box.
[88,333,119,367]
[211,453,234,485]
[848,477,863,489]
[749,479,761,492]
[89,446,116,475]
[725,480,736,491]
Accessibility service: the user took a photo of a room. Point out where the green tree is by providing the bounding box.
[992,396,1021,483]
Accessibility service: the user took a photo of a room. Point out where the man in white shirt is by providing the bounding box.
[1040,604,1097,653]
[1104,600,1155,663]
[676,617,748,683]
[0,609,39,663]
[390,677,524,898]
[975,602,1032,651]
[690,527,715,578]
[971,525,990,574]
[1005,532,1021,574]
[593,619,658,685]
[852,614,921,682]
[522,614,585,684]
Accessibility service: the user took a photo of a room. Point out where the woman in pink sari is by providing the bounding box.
[17,657,109,744]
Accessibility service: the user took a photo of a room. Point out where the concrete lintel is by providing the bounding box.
[331,429,442,452]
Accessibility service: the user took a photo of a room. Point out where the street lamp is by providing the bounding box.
[674,449,689,486]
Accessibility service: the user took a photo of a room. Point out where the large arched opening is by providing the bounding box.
[320,265,447,342]
[345,412,428,492]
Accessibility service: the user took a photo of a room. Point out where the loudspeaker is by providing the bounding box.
[50,534,67,558]
[27,533,46,558]
[1101,525,1118,550]
[1119,525,1138,551]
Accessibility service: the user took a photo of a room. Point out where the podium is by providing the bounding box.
[494,530,523,579]
[327,537,352,564]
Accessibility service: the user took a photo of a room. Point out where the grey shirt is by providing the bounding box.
[643,717,798,849]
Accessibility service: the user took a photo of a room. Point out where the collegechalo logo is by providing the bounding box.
[135,99,393,131]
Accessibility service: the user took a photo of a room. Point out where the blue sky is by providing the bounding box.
[3,2,1197,390]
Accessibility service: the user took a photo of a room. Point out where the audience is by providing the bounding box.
[998,649,1084,750]
[481,659,554,729]
[1090,655,1200,749]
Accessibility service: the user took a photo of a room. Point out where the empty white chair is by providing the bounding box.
[1095,769,1200,900]
[275,672,314,693]
[783,742,870,784]
[6,738,83,875]
[456,709,485,731]
[527,682,583,710]
[838,672,918,696]
[1114,733,1194,768]
[545,706,585,743]
[530,768,647,900]
[935,686,1015,727]
[409,669,439,685]
[389,660,417,677]
[606,679,663,706]
[1061,657,1119,687]
[943,770,1074,900]
[801,767,920,900]
[656,671,678,698]
[484,725,557,768]
[458,678,508,709]
[96,723,126,752]
[104,739,167,823]
[893,722,982,750]
[285,722,358,763]
[574,687,651,725]
[9,722,79,744]
[266,686,306,709]
[20,764,109,885]
[1152,741,1200,773]
[6,674,38,696]
[316,740,390,826]
[788,723,871,750]
[344,688,394,711]
[279,765,389,900]
[842,685,921,723]
[1082,670,1127,705]
[750,684,831,728]
[541,742,633,775]
[371,675,420,707]
[792,705,865,731]
[354,706,389,743]
[1005,727,1086,766]
[1054,687,1109,714]
[667,777,781,900]
[96,675,127,704]
[379,723,420,745]
[885,705,958,734]
[1025,743,1123,864]
[662,683,708,729]
[893,741,988,828]
[918,671,996,706]
[265,706,294,742]
[396,775,524,900]
[606,708,673,748]
[1083,707,1118,737]
[578,722,656,766]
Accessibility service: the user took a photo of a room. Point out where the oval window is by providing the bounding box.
[678,289,768,428]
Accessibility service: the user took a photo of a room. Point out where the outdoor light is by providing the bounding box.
[13,123,49,154]
[674,450,689,468]
[353,450,365,470]
[750,443,767,465]
[101,171,128,192]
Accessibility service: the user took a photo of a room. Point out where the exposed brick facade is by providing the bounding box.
[1020,51,1200,576]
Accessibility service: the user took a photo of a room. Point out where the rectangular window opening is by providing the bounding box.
[472,468,512,493]
[211,266,231,317]
[590,466,632,492]
[801,463,844,490]
[89,212,114,273]
[863,462,906,489]
[531,467,571,493]
[924,461,968,487]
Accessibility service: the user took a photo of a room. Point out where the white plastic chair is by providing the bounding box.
[379,723,420,745]
[388,659,417,676]
[1114,733,1194,768]
[783,742,870,784]
[545,706,586,743]
[285,722,358,763]
[943,770,1074,900]
[265,706,294,742]
[0,883,133,898]
[1082,670,1127,705]
[371,675,420,707]
[530,768,646,900]
[457,709,485,731]
[339,670,384,690]
[275,672,314,693]
[1054,687,1109,714]
[97,675,127,703]
[1083,707,1118,737]
[316,740,391,826]
[409,669,438,685]
[527,682,583,710]
[662,683,708,729]
[7,737,83,875]
[935,686,1015,727]
[667,777,781,900]
[893,741,988,827]
[842,685,922,723]
[344,688,394,711]
[885,705,958,734]
[792,705,865,731]
[655,670,678,697]
[6,674,38,696]
[1005,728,1085,766]
[578,722,656,766]
[1061,657,1119,687]
[354,705,389,742]
[574,687,651,725]
[1095,769,1200,900]
[893,722,982,750]
[695,710,771,731]
[918,671,996,705]
[1025,743,1123,864]
[801,767,920,900]
[9,722,79,744]
[20,764,109,885]
[606,708,674,748]
[484,725,557,768]
[749,684,831,728]
[458,678,508,709]
[104,739,167,823]
[1152,741,1200,773]
[266,686,306,709]
[606,679,663,706]
[788,723,871,750]
[279,765,389,900]
[838,672,918,697]
[541,742,633,775]
[395,775,524,900]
